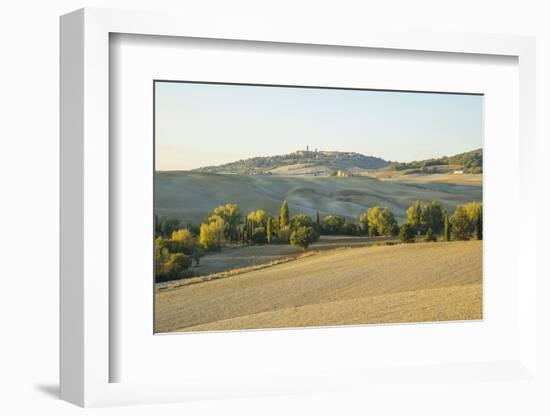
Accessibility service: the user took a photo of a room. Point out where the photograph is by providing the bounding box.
[153,81,483,333]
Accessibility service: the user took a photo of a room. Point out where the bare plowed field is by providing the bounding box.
[155,241,482,332]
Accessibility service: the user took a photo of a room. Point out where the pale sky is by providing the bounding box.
[155,81,483,171]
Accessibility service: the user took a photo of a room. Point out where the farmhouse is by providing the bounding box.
[453,170,464,174]
[336,169,352,177]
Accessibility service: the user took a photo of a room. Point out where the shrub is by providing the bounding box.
[321,215,345,235]
[171,228,198,254]
[290,213,314,229]
[167,253,193,273]
[276,225,292,244]
[399,223,416,243]
[342,222,361,236]
[192,248,204,266]
[251,226,267,244]
[290,213,320,241]
[155,253,194,282]
[424,227,437,242]
[290,226,315,249]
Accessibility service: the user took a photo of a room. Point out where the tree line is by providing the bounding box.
[155,199,482,282]
[389,148,482,174]
[399,200,482,243]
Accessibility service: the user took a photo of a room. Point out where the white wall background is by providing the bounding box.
[0,1,548,415]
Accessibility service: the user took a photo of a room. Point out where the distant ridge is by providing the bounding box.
[389,148,483,174]
[193,149,390,176]
[191,148,482,176]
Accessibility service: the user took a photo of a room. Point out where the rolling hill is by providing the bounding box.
[192,148,482,176]
[193,150,390,175]
[155,171,482,225]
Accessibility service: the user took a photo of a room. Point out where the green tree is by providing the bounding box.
[199,216,226,251]
[242,217,249,244]
[155,215,181,238]
[290,226,315,249]
[421,200,445,234]
[367,207,398,236]
[399,223,416,243]
[443,212,451,241]
[425,228,437,242]
[208,204,243,241]
[359,212,370,235]
[450,201,482,241]
[251,226,267,244]
[290,213,315,229]
[192,247,204,266]
[406,200,423,234]
[475,205,483,240]
[247,209,268,227]
[450,205,470,240]
[342,222,361,236]
[464,201,483,237]
[321,215,346,235]
[316,210,320,226]
[290,214,320,241]
[266,216,273,243]
[279,200,290,228]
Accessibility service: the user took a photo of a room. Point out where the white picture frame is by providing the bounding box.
[60,7,538,408]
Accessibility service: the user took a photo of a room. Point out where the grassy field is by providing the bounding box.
[155,240,482,333]
[155,171,482,225]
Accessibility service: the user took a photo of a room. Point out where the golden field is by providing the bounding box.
[155,240,482,333]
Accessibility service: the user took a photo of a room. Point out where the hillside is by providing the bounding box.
[389,148,483,173]
[191,148,482,176]
[193,150,390,175]
[155,171,482,225]
[155,240,482,332]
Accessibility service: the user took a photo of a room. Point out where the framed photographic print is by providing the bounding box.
[60,8,540,409]
[153,81,484,334]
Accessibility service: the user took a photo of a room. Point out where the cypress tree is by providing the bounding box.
[280,200,289,228]
[475,207,483,240]
[316,210,320,225]
[444,212,451,242]
[266,216,272,244]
